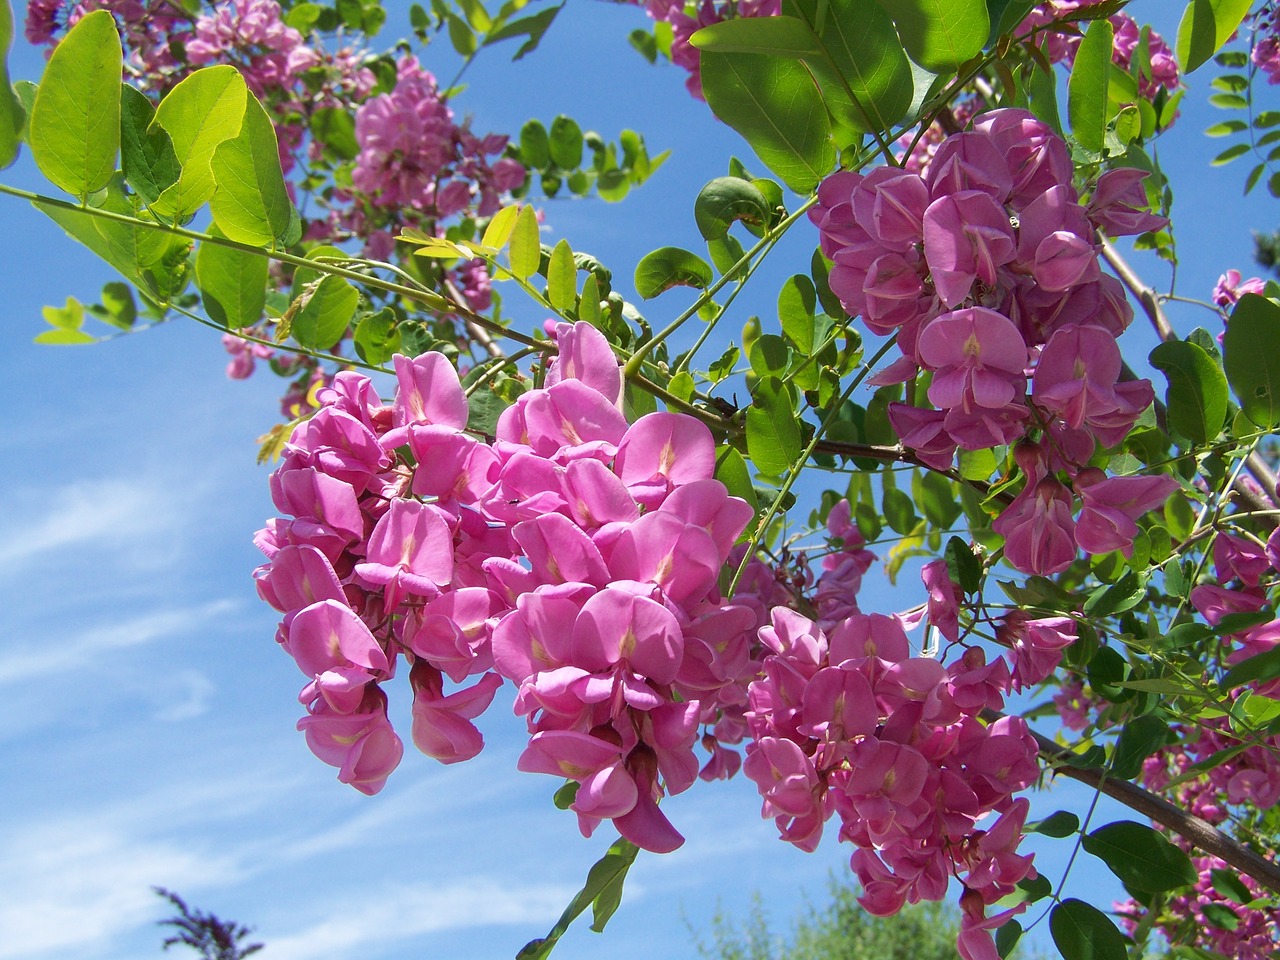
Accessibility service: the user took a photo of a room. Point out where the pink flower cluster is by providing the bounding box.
[1252,5,1280,84]
[742,606,1040,960]
[632,0,780,100]
[811,108,1176,575]
[1213,269,1267,310]
[351,55,525,217]
[1019,1,1180,97]
[1120,854,1280,960]
[185,0,319,98]
[254,322,775,850]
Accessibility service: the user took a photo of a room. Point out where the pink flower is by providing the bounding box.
[993,477,1076,575]
[1074,471,1179,557]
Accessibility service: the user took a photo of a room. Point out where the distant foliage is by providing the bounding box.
[155,888,264,960]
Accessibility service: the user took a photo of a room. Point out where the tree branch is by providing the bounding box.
[1025,721,1280,896]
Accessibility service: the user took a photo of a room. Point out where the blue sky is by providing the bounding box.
[0,2,1277,959]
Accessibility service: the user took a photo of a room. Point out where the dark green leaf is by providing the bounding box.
[1068,17,1113,154]
[1209,867,1252,904]
[700,49,835,193]
[1223,293,1280,428]
[551,780,579,810]
[1083,571,1146,618]
[875,0,989,72]
[944,536,982,593]
[995,919,1022,959]
[119,85,181,205]
[196,230,268,329]
[29,9,122,199]
[1149,339,1228,445]
[1083,821,1197,893]
[694,176,772,241]
[689,14,820,57]
[1222,645,1280,689]
[1204,119,1248,136]
[634,246,713,299]
[1177,0,1253,74]
[746,376,802,478]
[293,275,358,349]
[785,0,913,142]
[918,471,960,528]
[1030,810,1080,838]
[1211,142,1249,166]
[1050,899,1127,960]
[883,487,917,535]
[1111,714,1171,780]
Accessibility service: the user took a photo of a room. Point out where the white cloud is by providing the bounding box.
[152,669,217,722]
[0,600,238,686]
[261,878,578,960]
[0,823,243,960]
[0,477,182,569]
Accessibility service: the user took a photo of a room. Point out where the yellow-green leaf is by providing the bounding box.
[509,204,541,280]
[209,89,295,246]
[29,10,122,199]
[151,65,247,221]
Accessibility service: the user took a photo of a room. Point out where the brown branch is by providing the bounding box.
[1023,721,1280,896]
[442,277,505,359]
[1102,237,1278,521]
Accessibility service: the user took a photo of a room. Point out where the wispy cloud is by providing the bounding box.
[151,669,217,722]
[0,600,238,686]
[0,822,243,960]
[261,878,577,960]
[0,477,183,569]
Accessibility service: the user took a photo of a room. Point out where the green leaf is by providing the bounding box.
[1083,821,1197,893]
[1211,142,1250,166]
[352,308,401,365]
[1222,644,1280,689]
[1083,571,1145,618]
[119,85,181,205]
[918,471,960,528]
[785,0,913,142]
[747,376,802,478]
[546,238,576,311]
[944,536,982,593]
[634,247,713,299]
[210,90,295,246]
[715,445,759,516]
[42,295,85,330]
[689,14,820,57]
[34,179,185,299]
[1050,899,1127,960]
[151,65,248,221]
[883,487,917,535]
[1068,17,1113,155]
[1223,293,1280,428]
[694,176,773,241]
[778,274,818,352]
[1029,810,1080,838]
[1209,867,1253,904]
[1177,0,1253,74]
[699,49,835,193]
[29,9,122,199]
[508,204,541,280]
[291,244,346,294]
[309,105,358,160]
[1204,119,1248,136]
[1149,340,1228,445]
[1111,714,1171,780]
[548,114,583,169]
[196,231,268,329]
[483,2,563,60]
[749,334,792,377]
[875,0,989,72]
[516,839,639,960]
[95,281,136,330]
[480,203,520,250]
[519,118,550,168]
[293,275,358,350]
[0,0,25,170]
